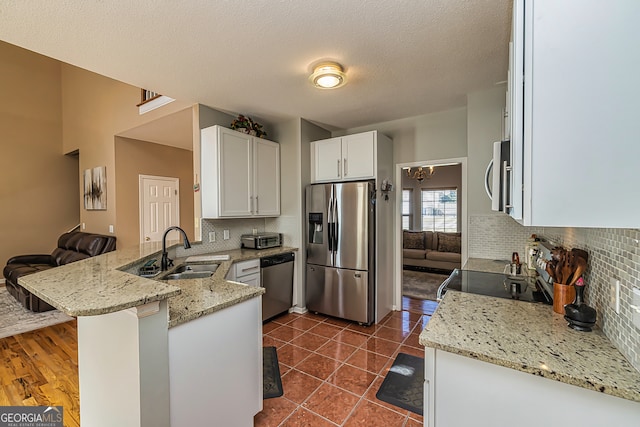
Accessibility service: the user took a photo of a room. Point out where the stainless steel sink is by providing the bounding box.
[174,263,219,274]
[160,263,219,280]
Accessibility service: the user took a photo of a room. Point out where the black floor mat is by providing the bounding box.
[376,353,424,415]
[263,346,283,399]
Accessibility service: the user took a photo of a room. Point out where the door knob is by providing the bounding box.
[145,237,151,241]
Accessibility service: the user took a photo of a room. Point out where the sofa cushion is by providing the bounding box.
[436,232,461,254]
[426,251,461,263]
[403,231,425,250]
[51,232,117,266]
[424,231,436,250]
[403,249,426,260]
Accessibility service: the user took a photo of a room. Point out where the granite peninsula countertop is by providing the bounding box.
[17,240,296,328]
[419,291,640,403]
[165,246,297,328]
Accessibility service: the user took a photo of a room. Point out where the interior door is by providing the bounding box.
[140,175,180,243]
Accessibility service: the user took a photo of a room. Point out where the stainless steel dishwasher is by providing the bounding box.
[260,252,295,321]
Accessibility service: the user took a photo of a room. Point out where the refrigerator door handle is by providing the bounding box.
[332,192,339,264]
[327,194,333,252]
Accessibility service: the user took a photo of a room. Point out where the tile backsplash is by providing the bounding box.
[469,214,640,371]
[177,218,267,255]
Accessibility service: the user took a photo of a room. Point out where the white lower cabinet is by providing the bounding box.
[233,258,261,287]
[168,297,262,427]
[201,125,280,218]
[424,348,640,427]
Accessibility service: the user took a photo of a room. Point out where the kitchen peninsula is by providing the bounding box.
[17,240,296,427]
[419,291,640,426]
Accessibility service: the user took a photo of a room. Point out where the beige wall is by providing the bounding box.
[466,85,507,215]
[60,63,193,237]
[336,107,468,164]
[0,41,79,269]
[114,137,194,250]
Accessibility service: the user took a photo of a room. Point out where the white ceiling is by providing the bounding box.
[0,0,512,131]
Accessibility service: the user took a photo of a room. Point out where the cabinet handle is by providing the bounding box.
[241,266,260,272]
[344,158,347,176]
[337,159,341,177]
[256,196,259,214]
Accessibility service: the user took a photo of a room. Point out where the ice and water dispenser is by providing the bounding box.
[308,213,323,244]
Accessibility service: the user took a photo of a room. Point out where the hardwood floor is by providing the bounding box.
[0,320,79,427]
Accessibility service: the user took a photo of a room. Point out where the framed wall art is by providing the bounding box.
[84,166,107,210]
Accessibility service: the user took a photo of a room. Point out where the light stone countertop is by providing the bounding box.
[419,291,640,403]
[18,240,296,328]
[165,246,297,328]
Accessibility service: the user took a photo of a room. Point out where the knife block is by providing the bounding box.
[553,283,576,314]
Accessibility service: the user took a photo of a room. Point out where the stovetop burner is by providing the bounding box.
[437,269,552,304]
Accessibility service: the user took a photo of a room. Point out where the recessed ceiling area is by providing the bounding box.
[0,0,512,130]
[118,107,194,150]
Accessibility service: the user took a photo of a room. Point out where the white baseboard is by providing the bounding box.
[290,306,308,315]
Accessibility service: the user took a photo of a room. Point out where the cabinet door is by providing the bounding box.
[253,138,280,216]
[342,132,375,180]
[218,128,252,217]
[312,137,342,182]
[237,273,260,287]
[513,0,640,227]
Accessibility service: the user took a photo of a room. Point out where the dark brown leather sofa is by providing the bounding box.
[3,231,116,312]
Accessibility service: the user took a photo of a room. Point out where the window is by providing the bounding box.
[402,189,412,230]
[421,188,457,232]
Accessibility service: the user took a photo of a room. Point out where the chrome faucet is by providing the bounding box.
[161,226,191,271]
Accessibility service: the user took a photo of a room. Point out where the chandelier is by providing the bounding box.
[406,166,435,183]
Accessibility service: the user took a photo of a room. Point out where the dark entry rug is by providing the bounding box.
[263,346,283,399]
[376,353,424,415]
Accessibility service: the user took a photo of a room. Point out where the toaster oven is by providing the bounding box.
[240,233,282,249]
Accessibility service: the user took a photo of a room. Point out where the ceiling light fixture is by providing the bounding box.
[309,62,346,89]
[406,166,435,183]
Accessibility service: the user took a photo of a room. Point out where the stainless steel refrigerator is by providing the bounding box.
[305,181,375,325]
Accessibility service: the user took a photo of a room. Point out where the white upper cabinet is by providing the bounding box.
[509,0,640,227]
[201,126,280,218]
[311,131,377,183]
[253,138,280,216]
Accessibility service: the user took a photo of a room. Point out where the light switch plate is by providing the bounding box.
[208,231,216,243]
[223,230,230,240]
[610,278,620,314]
[632,287,640,329]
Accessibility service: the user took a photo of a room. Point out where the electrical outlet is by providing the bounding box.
[208,231,216,243]
[108,224,114,234]
[632,288,640,329]
[82,223,86,230]
[223,229,230,240]
[252,228,258,235]
[610,278,620,314]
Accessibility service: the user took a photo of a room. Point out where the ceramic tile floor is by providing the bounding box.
[255,296,438,427]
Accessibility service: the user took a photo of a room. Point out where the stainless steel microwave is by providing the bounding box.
[484,140,511,212]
